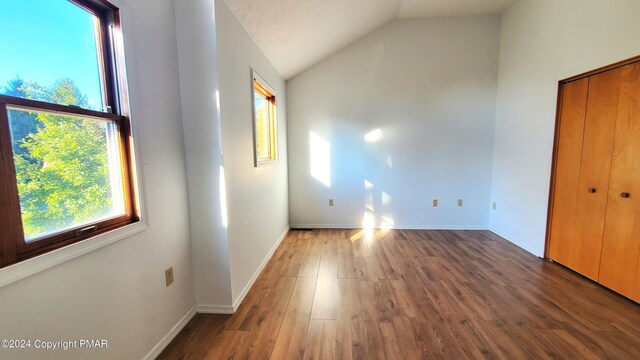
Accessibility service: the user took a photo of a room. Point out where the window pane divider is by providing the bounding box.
[0,95,123,122]
[16,215,135,260]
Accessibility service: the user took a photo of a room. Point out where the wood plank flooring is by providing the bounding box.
[158,229,640,359]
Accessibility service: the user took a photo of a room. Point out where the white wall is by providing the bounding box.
[215,1,289,305]
[174,0,232,312]
[490,0,640,256]
[287,16,501,229]
[0,0,195,359]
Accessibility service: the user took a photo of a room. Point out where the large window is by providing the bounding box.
[252,72,278,166]
[0,0,138,268]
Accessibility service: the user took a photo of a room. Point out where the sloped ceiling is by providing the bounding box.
[223,0,517,79]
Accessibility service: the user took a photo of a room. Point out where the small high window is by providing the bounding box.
[252,72,277,166]
[0,0,138,267]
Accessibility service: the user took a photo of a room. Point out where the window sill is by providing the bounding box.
[0,221,147,288]
[256,159,278,167]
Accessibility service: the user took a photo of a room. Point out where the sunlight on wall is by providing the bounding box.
[215,90,223,154]
[365,193,374,213]
[364,128,382,142]
[362,210,375,239]
[310,131,331,187]
[381,216,394,230]
[382,191,392,206]
[386,155,393,169]
[359,179,395,237]
[364,180,374,189]
[365,180,375,217]
[364,179,375,211]
[363,179,376,239]
[219,165,228,228]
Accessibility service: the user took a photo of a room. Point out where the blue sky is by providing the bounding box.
[0,0,103,109]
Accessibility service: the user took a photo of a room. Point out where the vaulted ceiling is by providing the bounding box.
[223,0,517,79]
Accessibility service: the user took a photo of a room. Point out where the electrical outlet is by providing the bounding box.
[165,267,174,287]
[458,199,463,207]
[329,199,334,207]
[492,202,496,210]
[432,199,438,207]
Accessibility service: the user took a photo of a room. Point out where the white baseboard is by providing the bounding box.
[231,225,290,311]
[196,304,235,314]
[194,226,290,315]
[143,306,196,360]
[289,224,488,230]
[487,228,542,257]
[392,225,489,230]
[290,224,361,229]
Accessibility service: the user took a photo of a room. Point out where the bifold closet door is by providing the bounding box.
[598,62,640,298]
[549,72,619,280]
[548,78,589,272]
[571,68,621,280]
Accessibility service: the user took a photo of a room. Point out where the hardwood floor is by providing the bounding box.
[158,229,640,359]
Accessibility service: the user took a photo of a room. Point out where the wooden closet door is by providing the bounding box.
[568,69,620,280]
[599,62,640,298]
[548,79,589,269]
[548,73,618,280]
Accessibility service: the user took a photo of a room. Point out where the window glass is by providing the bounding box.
[254,91,270,160]
[253,77,277,164]
[8,108,125,241]
[0,0,105,110]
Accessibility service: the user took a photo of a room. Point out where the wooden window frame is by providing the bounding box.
[0,0,139,268]
[251,71,278,166]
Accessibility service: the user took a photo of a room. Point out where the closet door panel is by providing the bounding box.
[571,68,621,280]
[599,62,640,297]
[548,78,589,268]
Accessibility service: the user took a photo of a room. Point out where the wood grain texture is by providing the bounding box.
[599,62,640,297]
[158,229,640,360]
[548,78,588,267]
[571,68,620,280]
[0,103,20,266]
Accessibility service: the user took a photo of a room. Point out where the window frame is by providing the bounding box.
[0,0,139,268]
[251,70,278,167]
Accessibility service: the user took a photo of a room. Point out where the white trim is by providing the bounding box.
[113,0,150,226]
[231,225,289,311]
[194,226,290,315]
[256,158,279,167]
[488,228,542,257]
[196,304,235,314]
[0,222,147,288]
[251,69,277,95]
[289,224,489,230]
[251,68,279,168]
[142,306,196,360]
